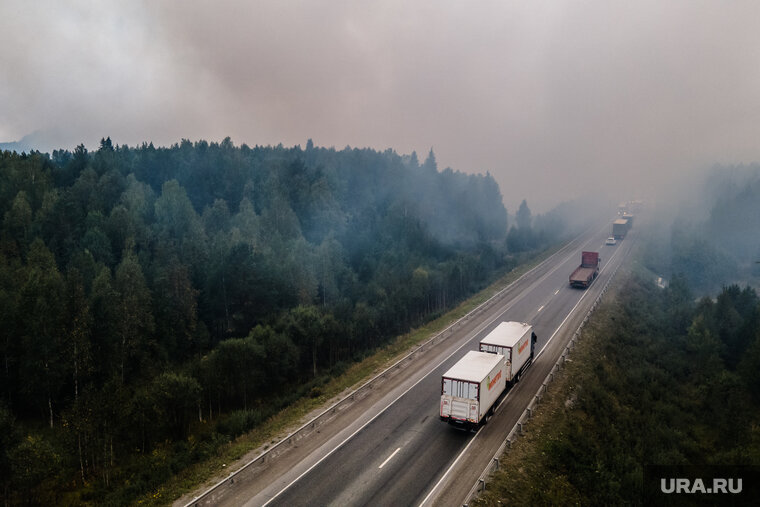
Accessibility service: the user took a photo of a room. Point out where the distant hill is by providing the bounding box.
[0,130,62,153]
[0,138,35,153]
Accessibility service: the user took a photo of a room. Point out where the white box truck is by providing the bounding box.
[440,350,506,429]
[479,321,536,383]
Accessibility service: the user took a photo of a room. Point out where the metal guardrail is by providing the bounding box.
[462,239,628,506]
[184,237,586,506]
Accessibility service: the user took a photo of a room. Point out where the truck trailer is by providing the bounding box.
[569,251,600,289]
[612,218,629,239]
[440,351,506,429]
[478,321,536,383]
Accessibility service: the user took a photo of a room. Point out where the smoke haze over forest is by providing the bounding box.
[3,1,760,211]
[4,4,760,504]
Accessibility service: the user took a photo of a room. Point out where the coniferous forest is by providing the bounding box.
[0,138,571,504]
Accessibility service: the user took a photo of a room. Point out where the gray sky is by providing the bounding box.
[2,1,760,211]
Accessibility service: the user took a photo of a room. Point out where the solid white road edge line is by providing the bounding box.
[534,284,591,360]
[418,427,484,507]
[534,237,623,360]
[378,447,402,469]
[536,231,624,360]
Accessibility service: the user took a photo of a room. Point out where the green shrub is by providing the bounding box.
[216,409,265,438]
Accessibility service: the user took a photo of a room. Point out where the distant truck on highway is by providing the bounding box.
[440,322,536,429]
[569,251,600,289]
[612,218,629,239]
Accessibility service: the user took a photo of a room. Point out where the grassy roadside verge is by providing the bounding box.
[149,244,569,506]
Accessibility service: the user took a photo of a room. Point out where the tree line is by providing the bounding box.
[0,138,574,504]
[644,163,760,294]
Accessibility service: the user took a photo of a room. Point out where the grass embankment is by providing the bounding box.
[473,263,760,506]
[151,245,567,506]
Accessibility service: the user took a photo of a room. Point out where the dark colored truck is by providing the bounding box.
[612,218,629,239]
[569,251,600,288]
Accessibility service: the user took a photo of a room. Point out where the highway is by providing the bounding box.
[184,219,636,507]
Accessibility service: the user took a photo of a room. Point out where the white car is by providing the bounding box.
[605,237,617,245]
